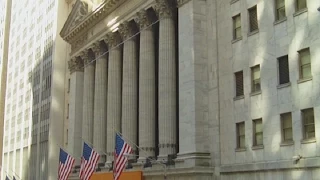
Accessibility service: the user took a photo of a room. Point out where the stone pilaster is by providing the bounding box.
[156,0,177,160]
[92,42,108,163]
[118,21,138,157]
[105,32,122,163]
[67,57,84,165]
[80,49,95,147]
[135,10,156,159]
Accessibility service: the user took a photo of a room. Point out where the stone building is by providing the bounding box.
[61,0,320,179]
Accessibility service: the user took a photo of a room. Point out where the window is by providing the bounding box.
[251,65,261,92]
[67,104,69,119]
[278,55,290,84]
[236,122,245,148]
[281,113,293,142]
[67,78,70,93]
[275,0,286,20]
[248,6,258,32]
[299,48,311,79]
[296,0,307,11]
[253,119,263,146]
[235,71,244,97]
[233,14,241,40]
[302,108,315,140]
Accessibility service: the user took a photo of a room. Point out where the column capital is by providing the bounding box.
[118,21,136,40]
[105,32,122,48]
[135,9,153,29]
[68,57,84,73]
[155,0,174,19]
[80,49,90,65]
[176,0,191,7]
[91,42,103,55]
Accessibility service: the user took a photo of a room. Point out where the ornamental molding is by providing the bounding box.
[155,0,174,19]
[68,57,84,73]
[135,9,153,29]
[118,21,136,40]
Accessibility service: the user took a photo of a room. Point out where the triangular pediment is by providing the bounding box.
[60,0,89,40]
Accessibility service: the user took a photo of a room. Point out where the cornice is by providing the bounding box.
[61,0,126,44]
[177,0,192,7]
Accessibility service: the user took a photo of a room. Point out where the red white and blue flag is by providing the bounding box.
[58,148,75,180]
[79,142,100,180]
[113,133,133,180]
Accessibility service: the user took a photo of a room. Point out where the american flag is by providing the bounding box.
[58,148,75,180]
[79,142,100,180]
[113,133,133,180]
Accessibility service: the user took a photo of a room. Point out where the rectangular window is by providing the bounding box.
[67,104,69,119]
[296,0,307,11]
[253,119,263,146]
[233,14,241,40]
[278,55,290,85]
[248,6,258,32]
[67,78,70,93]
[236,122,245,148]
[235,71,244,97]
[275,0,286,20]
[251,65,261,92]
[302,108,315,140]
[281,113,293,142]
[299,48,311,79]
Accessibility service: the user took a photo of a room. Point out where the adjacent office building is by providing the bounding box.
[62,0,320,179]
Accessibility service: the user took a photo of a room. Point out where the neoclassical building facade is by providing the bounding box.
[61,0,320,179]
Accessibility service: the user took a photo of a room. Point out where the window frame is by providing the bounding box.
[232,14,242,40]
[280,112,293,143]
[236,122,246,149]
[302,108,315,140]
[296,0,307,11]
[277,55,290,85]
[235,71,244,97]
[275,0,286,21]
[251,65,261,93]
[248,5,259,33]
[253,118,263,146]
[298,48,311,80]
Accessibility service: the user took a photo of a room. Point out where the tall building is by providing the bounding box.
[61,0,320,179]
[1,0,69,180]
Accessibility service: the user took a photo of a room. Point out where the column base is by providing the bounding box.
[175,152,211,168]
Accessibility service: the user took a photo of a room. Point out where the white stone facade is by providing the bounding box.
[61,0,320,179]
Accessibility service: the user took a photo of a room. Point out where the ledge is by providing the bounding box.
[230,0,239,4]
[250,90,262,96]
[277,82,291,89]
[233,95,244,101]
[301,138,316,144]
[235,147,246,152]
[293,8,308,17]
[280,141,294,147]
[252,145,264,150]
[274,17,287,25]
[232,37,242,44]
[297,77,312,84]
[248,29,259,37]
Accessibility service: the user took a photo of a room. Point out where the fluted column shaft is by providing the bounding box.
[106,33,122,163]
[81,50,95,146]
[157,0,177,159]
[119,22,138,157]
[93,43,108,163]
[67,57,84,165]
[136,10,156,159]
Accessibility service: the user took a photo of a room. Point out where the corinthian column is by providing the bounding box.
[68,57,84,164]
[81,49,95,147]
[92,42,108,163]
[156,0,177,159]
[118,22,138,157]
[106,32,122,163]
[135,10,156,159]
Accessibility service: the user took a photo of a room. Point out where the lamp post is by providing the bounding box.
[123,153,167,179]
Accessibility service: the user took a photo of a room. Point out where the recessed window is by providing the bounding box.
[253,119,263,146]
[302,108,315,140]
[251,65,261,93]
[275,0,286,20]
[298,48,311,79]
[233,14,241,40]
[236,122,245,149]
[281,113,293,142]
[248,6,258,32]
[278,55,290,85]
[235,71,244,97]
[296,0,307,11]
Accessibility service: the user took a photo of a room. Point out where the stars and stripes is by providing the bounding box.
[113,133,133,180]
[79,142,100,180]
[58,148,75,180]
